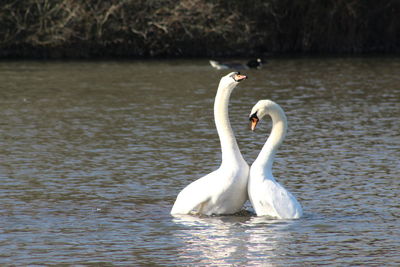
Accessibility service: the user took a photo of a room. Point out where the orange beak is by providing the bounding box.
[250,116,259,131]
[234,73,247,82]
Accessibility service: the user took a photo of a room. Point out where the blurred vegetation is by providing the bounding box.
[0,0,399,58]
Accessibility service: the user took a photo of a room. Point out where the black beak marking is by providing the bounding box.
[249,112,258,121]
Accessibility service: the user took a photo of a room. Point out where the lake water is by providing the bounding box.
[0,57,399,265]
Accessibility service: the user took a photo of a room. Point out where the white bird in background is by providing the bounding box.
[248,100,302,219]
[171,72,249,216]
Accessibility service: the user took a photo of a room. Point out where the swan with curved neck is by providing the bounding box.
[171,72,249,215]
[248,100,302,219]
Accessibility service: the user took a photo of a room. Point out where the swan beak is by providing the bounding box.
[249,114,259,131]
[234,73,247,82]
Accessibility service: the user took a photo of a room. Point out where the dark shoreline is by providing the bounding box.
[0,51,398,62]
[1,1,398,60]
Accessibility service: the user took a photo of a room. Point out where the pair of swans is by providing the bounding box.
[170,72,302,219]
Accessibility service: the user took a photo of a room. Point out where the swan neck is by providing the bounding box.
[254,108,287,172]
[214,82,242,163]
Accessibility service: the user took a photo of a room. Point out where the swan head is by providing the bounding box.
[249,100,280,131]
[219,72,247,90]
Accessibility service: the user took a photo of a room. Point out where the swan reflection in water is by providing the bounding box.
[172,214,297,265]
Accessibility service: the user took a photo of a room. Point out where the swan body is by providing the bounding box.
[248,100,302,219]
[209,58,263,70]
[171,72,249,215]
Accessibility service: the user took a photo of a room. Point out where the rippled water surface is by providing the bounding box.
[1,58,399,265]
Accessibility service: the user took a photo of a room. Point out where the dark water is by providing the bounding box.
[1,58,399,265]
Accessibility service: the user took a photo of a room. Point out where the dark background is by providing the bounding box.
[1,0,399,59]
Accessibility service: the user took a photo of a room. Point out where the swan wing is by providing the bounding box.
[254,179,302,219]
[269,180,302,219]
[170,171,216,215]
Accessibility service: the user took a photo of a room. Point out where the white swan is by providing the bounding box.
[171,72,249,215]
[248,100,302,219]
